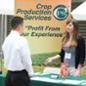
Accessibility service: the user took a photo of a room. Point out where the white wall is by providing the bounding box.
[0,0,14,15]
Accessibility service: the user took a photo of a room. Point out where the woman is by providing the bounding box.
[45,19,85,77]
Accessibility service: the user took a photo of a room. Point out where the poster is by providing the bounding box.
[15,0,71,69]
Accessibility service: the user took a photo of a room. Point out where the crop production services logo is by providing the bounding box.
[53,5,69,20]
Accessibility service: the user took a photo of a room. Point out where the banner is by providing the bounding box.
[15,0,71,55]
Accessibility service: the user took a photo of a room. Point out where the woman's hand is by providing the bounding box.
[74,69,81,77]
[74,64,82,77]
[44,55,60,65]
[60,63,69,78]
[44,57,53,65]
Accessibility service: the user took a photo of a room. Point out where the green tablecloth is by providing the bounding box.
[0,75,5,86]
[0,73,86,86]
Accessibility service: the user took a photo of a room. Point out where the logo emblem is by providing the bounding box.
[53,5,69,20]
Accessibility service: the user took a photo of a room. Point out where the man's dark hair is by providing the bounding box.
[11,16,23,29]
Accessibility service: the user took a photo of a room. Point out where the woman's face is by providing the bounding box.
[66,22,74,33]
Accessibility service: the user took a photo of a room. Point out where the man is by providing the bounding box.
[2,16,34,86]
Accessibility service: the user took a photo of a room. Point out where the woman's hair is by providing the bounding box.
[62,19,79,48]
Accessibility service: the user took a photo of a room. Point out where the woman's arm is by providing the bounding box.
[74,36,85,77]
[59,49,65,63]
[44,55,60,64]
[78,36,85,66]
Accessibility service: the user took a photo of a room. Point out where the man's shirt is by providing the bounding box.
[2,30,34,76]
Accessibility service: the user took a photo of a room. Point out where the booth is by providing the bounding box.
[0,0,86,86]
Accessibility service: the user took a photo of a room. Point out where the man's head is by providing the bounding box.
[11,16,24,33]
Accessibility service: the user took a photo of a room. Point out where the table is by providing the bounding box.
[0,73,86,86]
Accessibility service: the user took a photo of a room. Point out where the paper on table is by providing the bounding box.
[80,80,86,85]
[62,80,82,85]
[31,77,63,83]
